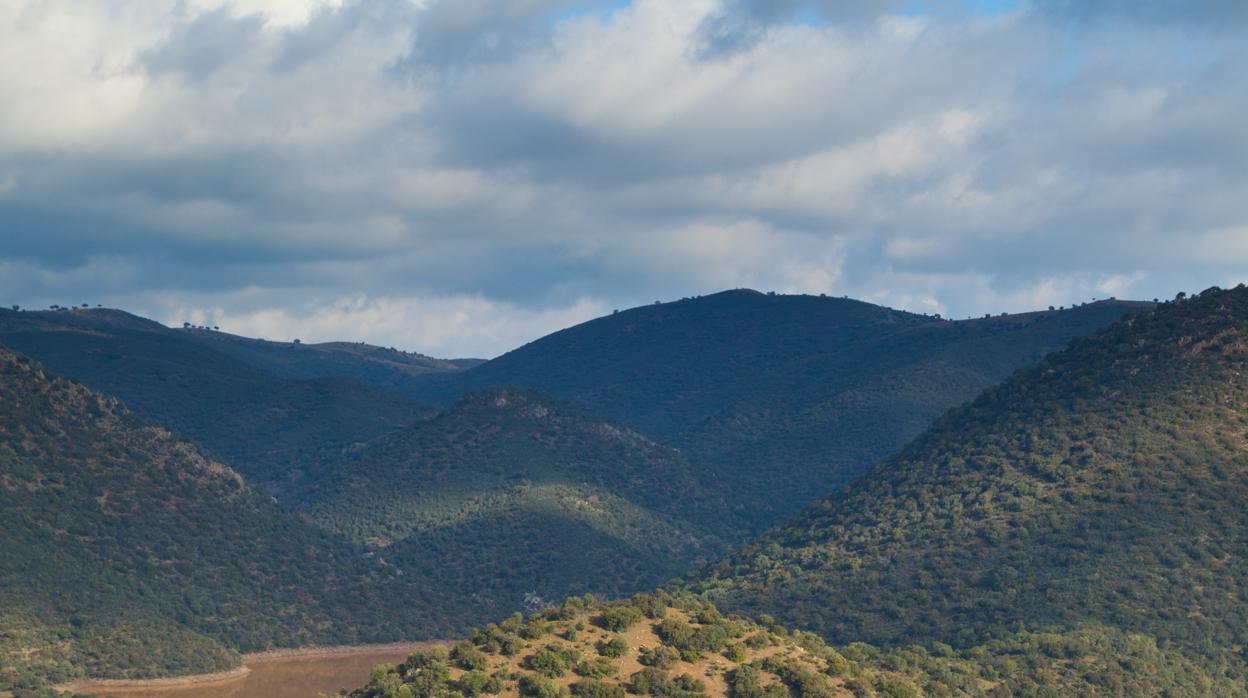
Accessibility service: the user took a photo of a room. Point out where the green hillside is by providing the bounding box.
[693,286,1248,681]
[347,593,1237,698]
[0,350,461,691]
[0,308,435,492]
[434,291,1151,530]
[304,389,734,614]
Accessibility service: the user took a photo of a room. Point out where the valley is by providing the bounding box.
[3,288,1246,697]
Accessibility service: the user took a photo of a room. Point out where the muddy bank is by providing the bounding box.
[54,666,252,693]
[55,641,447,696]
[242,640,446,662]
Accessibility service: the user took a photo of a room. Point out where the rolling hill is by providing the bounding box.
[691,286,1248,681]
[302,388,735,615]
[179,325,482,388]
[431,290,1153,530]
[0,349,462,691]
[0,307,441,492]
[346,592,1237,697]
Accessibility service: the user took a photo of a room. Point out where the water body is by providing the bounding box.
[67,644,437,698]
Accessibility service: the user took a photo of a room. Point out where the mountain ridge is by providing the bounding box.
[689,285,1248,680]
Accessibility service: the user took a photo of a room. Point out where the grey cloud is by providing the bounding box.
[141,8,264,81]
[1036,0,1248,28]
[4,1,1248,355]
[402,0,617,68]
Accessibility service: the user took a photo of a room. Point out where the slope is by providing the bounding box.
[433,290,1152,530]
[303,388,734,614]
[347,592,1237,698]
[0,350,461,691]
[693,286,1248,679]
[179,326,481,391]
[0,307,433,491]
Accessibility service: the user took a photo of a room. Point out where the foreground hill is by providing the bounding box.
[433,291,1152,529]
[303,389,734,614]
[693,286,1248,680]
[348,593,1234,697]
[0,350,459,691]
[0,308,438,491]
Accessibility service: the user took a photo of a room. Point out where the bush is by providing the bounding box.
[726,665,787,698]
[457,670,503,697]
[576,657,619,679]
[638,646,680,670]
[595,606,643,632]
[598,636,629,658]
[451,641,488,671]
[629,667,668,694]
[519,674,569,698]
[524,644,580,678]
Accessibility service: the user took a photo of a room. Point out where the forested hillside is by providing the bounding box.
[692,286,1248,683]
[303,388,734,614]
[433,290,1151,529]
[0,308,441,492]
[347,592,1237,698]
[180,326,481,389]
[0,350,462,691]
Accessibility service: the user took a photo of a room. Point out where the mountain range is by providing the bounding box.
[3,288,1202,693]
[692,285,1248,686]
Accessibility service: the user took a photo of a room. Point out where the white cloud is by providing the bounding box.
[2,0,1248,355]
[158,292,609,358]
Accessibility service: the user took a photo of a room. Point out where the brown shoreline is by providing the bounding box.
[54,640,449,694]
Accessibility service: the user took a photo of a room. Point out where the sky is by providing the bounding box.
[1,0,1246,358]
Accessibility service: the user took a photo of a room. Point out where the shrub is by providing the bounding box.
[638,646,680,670]
[575,657,619,679]
[598,636,629,658]
[524,644,580,678]
[519,674,569,698]
[595,606,643,632]
[457,670,503,697]
[629,667,668,694]
[451,641,488,671]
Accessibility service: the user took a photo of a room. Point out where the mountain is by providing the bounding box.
[691,286,1248,681]
[302,388,735,615]
[346,592,1236,698]
[0,349,467,691]
[0,307,441,491]
[179,326,482,389]
[431,290,1153,530]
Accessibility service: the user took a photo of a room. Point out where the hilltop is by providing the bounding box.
[179,326,482,387]
[347,593,1234,698]
[0,307,445,491]
[0,350,462,691]
[433,290,1153,529]
[303,388,734,614]
[692,286,1248,680]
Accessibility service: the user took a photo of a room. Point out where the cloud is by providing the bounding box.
[1,0,1247,356]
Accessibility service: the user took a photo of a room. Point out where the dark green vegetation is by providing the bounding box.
[304,388,733,613]
[348,594,1237,697]
[0,292,1178,692]
[431,290,1151,529]
[0,350,461,691]
[694,286,1248,686]
[0,307,447,493]
[179,326,482,388]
